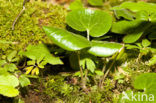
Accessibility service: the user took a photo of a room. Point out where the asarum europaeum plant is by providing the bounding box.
[43,8,124,91]
[111,1,156,43]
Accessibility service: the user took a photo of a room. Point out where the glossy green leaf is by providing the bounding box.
[88,41,123,57]
[69,0,83,10]
[135,11,149,21]
[114,9,134,20]
[66,9,112,37]
[150,13,156,23]
[88,0,103,6]
[22,44,63,65]
[43,26,91,51]
[123,21,151,43]
[123,32,143,43]
[112,2,156,13]
[111,20,145,35]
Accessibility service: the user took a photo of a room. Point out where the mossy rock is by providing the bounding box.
[0,0,66,53]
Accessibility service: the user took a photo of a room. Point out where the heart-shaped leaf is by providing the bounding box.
[88,0,103,6]
[43,26,91,51]
[88,41,123,57]
[66,9,112,37]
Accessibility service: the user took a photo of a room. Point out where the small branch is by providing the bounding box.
[12,0,27,30]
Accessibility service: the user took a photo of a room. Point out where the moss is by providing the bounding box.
[0,0,66,52]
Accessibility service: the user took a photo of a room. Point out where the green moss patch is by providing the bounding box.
[0,0,66,52]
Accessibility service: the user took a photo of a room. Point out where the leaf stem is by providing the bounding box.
[87,29,90,41]
[77,51,87,92]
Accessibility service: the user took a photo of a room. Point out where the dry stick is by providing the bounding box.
[12,0,27,30]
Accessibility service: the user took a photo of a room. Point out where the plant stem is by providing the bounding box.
[77,51,87,91]
[87,29,90,41]
[98,62,106,88]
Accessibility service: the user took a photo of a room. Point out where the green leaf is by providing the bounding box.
[125,44,139,49]
[111,20,145,35]
[95,70,104,76]
[113,2,156,13]
[148,55,156,66]
[88,41,123,57]
[22,44,63,65]
[114,9,134,20]
[123,31,143,43]
[0,60,7,66]
[27,60,35,66]
[135,11,149,21]
[123,21,151,43]
[19,75,31,87]
[150,13,156,23]
[7,50,17,62]
[0,85,19,97]
[0,75,19,87]
[43,26,91,51]
[133,73,156,96]
[86,58,95,73]
[0,74,19,97]
[142,39,151,47]
[88,0,103,6]
[69,0,83,10]
[66,9,112,37]
[4,63,18,72]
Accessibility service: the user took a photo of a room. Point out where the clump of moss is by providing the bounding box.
[0,0,66,52]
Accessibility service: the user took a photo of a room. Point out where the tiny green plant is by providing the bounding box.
[21,44,63,75]
[43,8,123,91]
[0,51,30,98]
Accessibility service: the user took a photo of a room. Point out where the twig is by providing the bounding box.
[12,0,27,30]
